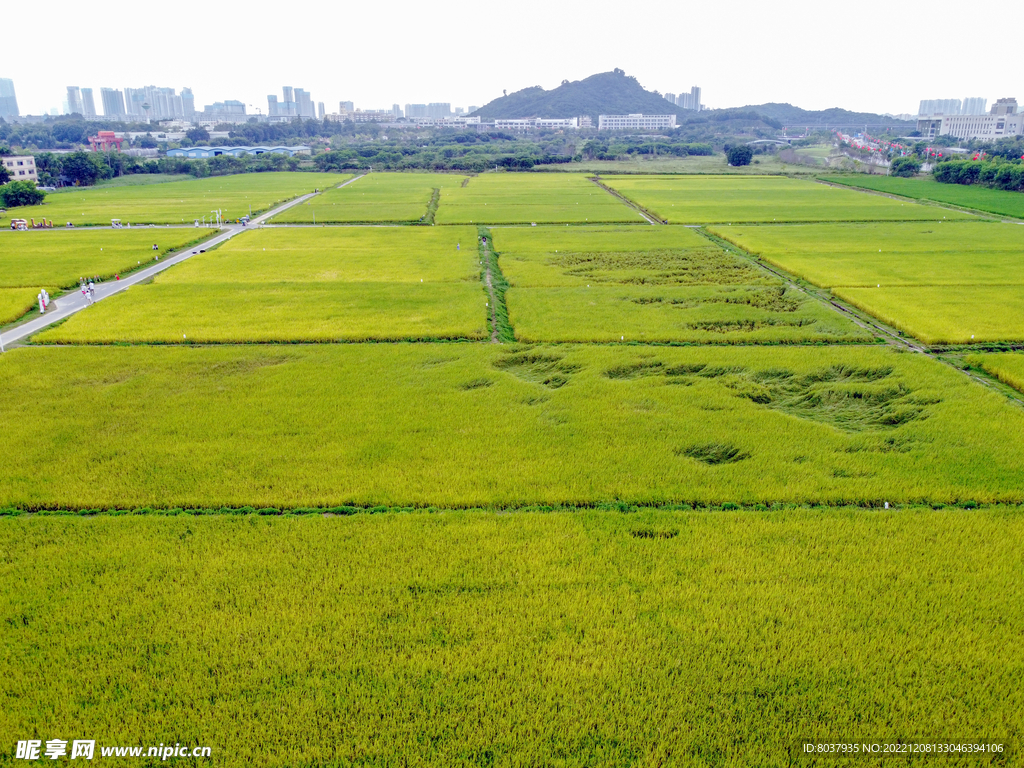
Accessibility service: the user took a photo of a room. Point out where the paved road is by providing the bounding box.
[0,190,321,349]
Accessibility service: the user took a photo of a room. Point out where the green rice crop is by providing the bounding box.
[601,175,975,223]
[967,352,1024,393]
[711,221,1024,344]
[434,173,645,224]
[0,228,213,291]
[492,225,870,343]
[0,509,1020,767]
[831,174,1024,218]
[0,172,350,227]
[271,172,466,223]
[2,344,1024,508]
[35,227,486,343]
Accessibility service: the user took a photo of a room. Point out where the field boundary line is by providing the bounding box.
[479,227,512,343]
[587,177,664,224]
[0,190,322,350]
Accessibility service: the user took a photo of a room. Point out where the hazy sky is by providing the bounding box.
[11,0,1023,118]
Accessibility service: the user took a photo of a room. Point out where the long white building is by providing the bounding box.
[494,117,579,131]
[598,114,677,130]
[917,98,1023,140]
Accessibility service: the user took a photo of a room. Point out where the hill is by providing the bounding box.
[741,103,915,127]
[470,70,686,121]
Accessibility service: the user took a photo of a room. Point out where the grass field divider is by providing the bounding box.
[421,188,441,225]
[479,226,513,343]
[588,176,664,224]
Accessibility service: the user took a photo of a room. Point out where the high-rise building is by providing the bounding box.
[664,93,676,105]
[81,88,97,118]
[919,98,962,116]
[392,104,403,118]
[270,87,310,118]
[201,100,247,124]
[318,101,326,119]
[677,86,701,111]
[100,87,126,117]
[67,86,83,115]
[339,101,354,113]
[121,86,188,120]
[294,88,314,118]
[962,97,988,116]
[427,102,451,118]
[0,78,19,118]
[181,88,195,120]
[467,106,478,115]
[405,104,427,118]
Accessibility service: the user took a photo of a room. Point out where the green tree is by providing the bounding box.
[0,163,9,184]
[889,156,922,177]
[0,180,46,207]
[186,127,210,143]
[726,145,753,166]
[61,151,103,186]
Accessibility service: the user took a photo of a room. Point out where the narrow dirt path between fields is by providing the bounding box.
[588,177,664,224]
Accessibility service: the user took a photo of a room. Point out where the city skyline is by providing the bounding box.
[5,0,1021,119]
[6,73,1022,124]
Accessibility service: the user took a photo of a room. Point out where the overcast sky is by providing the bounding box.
[10,0,1023,118]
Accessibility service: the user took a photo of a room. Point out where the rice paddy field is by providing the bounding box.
[271,172,465,223]
[710,221,1024,344]
[0,172,350,227]
[34,227,486,343]
[434,173,646,224]
[3,344,1024,509]
[0,287,38,325]
[1,510,1020,768]
[492,225,871,343]
[600,175,975,223]
[831,174,1024,219]
[968,352,1024,393]
[5,171,1023,765]
[0,228,211,292]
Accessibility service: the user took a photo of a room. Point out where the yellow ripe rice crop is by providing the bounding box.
[34,226,485,343]
[1,172,351,227]
[711,221,1024,344]
[435,173,645,224]
[0,510,1021,766]
[272,172,466,223]
[602,174,975,223]
[491,225,871,343]
[2,344,1024,509]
